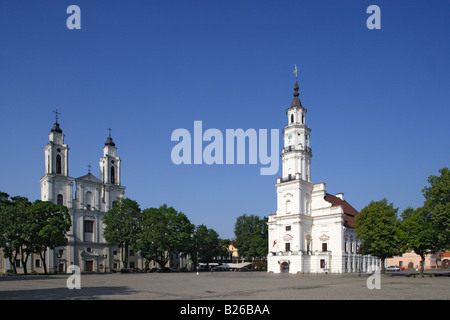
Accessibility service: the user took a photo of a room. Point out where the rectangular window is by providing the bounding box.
[320,259,326,268]
[285,226,291,231]
[84,220,94,233]
[322,243,327,252]
[285,243,290,252]
[35,259,41,268]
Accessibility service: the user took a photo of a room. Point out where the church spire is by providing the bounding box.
[290,79,303,109]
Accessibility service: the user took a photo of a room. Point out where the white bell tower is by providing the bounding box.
[99,129,125,211]
[40,110,74,208]
[281,78,312,183]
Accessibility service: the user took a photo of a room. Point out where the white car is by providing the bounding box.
[386,265,400,271]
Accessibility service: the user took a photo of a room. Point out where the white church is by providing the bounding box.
[267,75,380,274]
[40,117,126,273]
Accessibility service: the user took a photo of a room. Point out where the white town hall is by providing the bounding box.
[267,72,380,274]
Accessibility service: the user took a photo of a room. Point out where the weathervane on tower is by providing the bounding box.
[293,64,298,81]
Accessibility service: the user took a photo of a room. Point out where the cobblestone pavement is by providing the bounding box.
[0,271,448,300]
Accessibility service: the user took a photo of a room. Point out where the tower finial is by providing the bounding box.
[290,66,303,108]
[105,128,115,147]
[53,109,60,124]
[50,109,63,133]
[88,164,91,174]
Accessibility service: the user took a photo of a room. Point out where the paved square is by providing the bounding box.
[0,271,448,300]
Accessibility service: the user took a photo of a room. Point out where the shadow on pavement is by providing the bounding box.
[0,286,135,300]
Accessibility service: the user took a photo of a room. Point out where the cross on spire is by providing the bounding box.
[108,128,112,138]
[88,164,91,174]
[53,109,60,123]
[293,64,298,81]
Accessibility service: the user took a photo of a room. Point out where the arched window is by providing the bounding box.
[85,191,93,211]
[110,166,115,184]
[56,155,62,174]
[57,194,63,206]
[290,114,294,124]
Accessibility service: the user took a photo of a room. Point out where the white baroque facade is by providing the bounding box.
[40,120,128,273]
[267,78,380,274]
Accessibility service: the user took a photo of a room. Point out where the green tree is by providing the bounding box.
[188,224,222,270]
[355,198,402,273]
[0,193,70,275]
[0,193,30,274]
[422,167,450,251]
[28,200,71,274]
[136,204,194,270]
[234,214,268,261]
[400,206,436,276]
[103,197,141,269]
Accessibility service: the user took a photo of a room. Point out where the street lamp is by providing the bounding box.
[103,254,108,274]
[56,249,64,274]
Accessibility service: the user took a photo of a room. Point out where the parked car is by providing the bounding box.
[213,264,230,271]
[386,265,400,271]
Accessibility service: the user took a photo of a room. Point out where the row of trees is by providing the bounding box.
[103,200,232,270]
[103,199,269,269]
[0,193,71,274]
[355,167,449,275]
[0,191,268,274]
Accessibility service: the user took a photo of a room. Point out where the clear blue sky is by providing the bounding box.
[0,0,449,240]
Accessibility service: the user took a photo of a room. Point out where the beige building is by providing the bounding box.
[387,251,446,270]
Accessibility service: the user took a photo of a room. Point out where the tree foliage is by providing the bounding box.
[103,197,141,268]
[234,214,268,261]
[422,167,450,251]
[354,198,401,273]
[0,193,70,274]
[187,224,222,270]
[28,200,71,274]
[135,204,194,270]
[399,206,435,276]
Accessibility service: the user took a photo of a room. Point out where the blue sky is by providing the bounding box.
[0,0,449,239]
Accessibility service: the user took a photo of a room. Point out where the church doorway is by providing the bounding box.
[281,262,289,273]
[85,260,94,272]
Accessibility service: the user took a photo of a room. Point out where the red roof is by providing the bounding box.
[324,193,359,228]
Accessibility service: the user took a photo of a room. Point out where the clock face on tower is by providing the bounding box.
[288,134,292,140]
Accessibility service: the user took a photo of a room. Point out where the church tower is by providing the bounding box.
[99,130,125,211]
[40,111,74,208]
